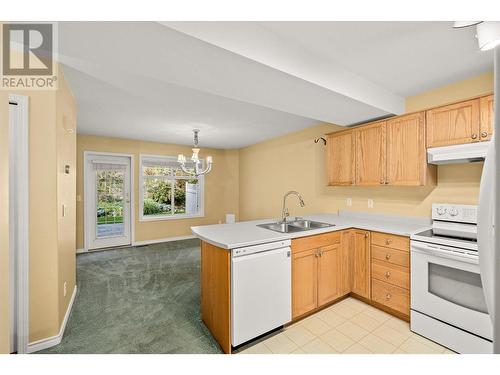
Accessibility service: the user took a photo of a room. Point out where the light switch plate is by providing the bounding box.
[368,199,374,208]
[346,198,352,207]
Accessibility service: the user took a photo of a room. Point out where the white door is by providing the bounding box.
[86,154,131,250]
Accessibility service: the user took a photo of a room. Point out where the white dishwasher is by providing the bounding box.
[231,240,292,346]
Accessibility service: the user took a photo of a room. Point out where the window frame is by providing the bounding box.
[139,154,205,222]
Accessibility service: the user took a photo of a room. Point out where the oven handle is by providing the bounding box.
[411,242,479,264]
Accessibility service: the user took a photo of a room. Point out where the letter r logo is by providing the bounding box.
[2,23,53,76]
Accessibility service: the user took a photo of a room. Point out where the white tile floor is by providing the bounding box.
[240,297,456,354]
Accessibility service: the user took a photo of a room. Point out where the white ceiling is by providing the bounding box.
[59,21,493,149]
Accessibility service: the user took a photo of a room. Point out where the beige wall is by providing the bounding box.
[76,136,240,248]
[406,71,493,112]
[56,74,77,329]
[239,73,492,221]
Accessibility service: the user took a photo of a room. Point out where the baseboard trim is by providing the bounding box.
[27,285,77,353]
[76,248,85,254]
[133,235,196,246]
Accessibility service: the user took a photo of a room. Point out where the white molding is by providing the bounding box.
[27,285,77,353]
[133,235,196,247]
[76,248,86,254]
[83,151,135,251]
[9,94,29,355]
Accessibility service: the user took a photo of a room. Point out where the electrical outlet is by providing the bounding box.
[63,282,67,297]
[368,199,374,208]
[346,198,352,207]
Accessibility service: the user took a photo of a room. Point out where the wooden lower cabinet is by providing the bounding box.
[371,279,410,316]
[317,244,341,306]
[292,248,318,318]
[291,232,344,319]
[351,230,371,299]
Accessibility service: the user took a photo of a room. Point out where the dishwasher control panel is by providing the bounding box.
[232,240,291,257]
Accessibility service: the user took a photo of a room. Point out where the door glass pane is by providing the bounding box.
[96,168,124,238]
[174,179,199,215]
[428,263,488,313]
[143,178,172,216]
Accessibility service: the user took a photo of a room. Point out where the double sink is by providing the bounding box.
[257,219,335,233]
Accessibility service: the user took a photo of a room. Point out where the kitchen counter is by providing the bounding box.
[191,210,431,249]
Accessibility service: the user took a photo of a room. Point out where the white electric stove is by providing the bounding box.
[410,203,493,354]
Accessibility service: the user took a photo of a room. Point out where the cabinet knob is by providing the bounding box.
[379,179,384,184]
[385,253,391,260]
[385,239,392,245]
[364,233,369,238]
[481,131,488,138]
[471,133,478,139]
[385,271,391,279]
[385,293,391,300]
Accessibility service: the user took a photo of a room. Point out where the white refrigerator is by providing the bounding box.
[478,46,500,353]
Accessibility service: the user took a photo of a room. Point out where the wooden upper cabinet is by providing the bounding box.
[292,248,318,318]
[351,230,371,299]
[355,122,386,186]
[327,130,355,186]
[426,98,480,147]
[480,94,494,141]
[386,112,435,186]
[317,244,341,306]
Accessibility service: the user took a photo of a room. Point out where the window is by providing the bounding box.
[139,155,204,220]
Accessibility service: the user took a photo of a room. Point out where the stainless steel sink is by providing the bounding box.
[257,220,335,233]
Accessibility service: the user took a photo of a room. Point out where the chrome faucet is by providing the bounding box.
[281,191,305,223]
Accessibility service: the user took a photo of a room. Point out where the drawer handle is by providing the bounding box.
[385,271,391,278]
[481,131,488,138]
[385,293,391,300]
[385,239,393,245]
[471,133,478,140]
[385,253,391,260]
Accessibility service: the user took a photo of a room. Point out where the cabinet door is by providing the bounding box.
[340,230,353,296]
[352,230,371,299]
[426,99,480,147]
[386,112,426,186]
[317,244,341,306]
[480,94,494,142]
[327,130,355,186]
[355,122,386,186]
[292,248,318,318]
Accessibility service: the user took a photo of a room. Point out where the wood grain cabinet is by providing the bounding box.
[426,98,480,147]
[351,230,371,299]
[370,232,410,318]
[291,232,346,319]
[386,112,436,186]
[327,130,356,186]
[480,94,494,141]
[355,122,387,186]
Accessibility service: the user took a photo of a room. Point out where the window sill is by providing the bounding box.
[139,213,205,222]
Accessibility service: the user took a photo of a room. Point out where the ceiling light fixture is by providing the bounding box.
[477,22,500,51]
[177,129,213,176]
[453,21,500,51]
[453,21,483,29]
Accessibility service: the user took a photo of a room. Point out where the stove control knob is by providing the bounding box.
[449,207,458,217]
[436,207,447,216]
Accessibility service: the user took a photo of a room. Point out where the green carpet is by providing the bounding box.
[40,239,223,354]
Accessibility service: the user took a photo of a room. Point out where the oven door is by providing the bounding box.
[411,241,492,340]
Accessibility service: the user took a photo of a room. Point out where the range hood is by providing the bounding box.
[427,141,490,164]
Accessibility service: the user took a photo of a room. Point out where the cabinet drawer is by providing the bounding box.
[371,279,410,316]
[292,231,341,254]
[371,260,409,289]
[371,232,409,252]
[371,245,409,267]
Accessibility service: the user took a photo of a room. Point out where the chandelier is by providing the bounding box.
[177,129,213,176]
